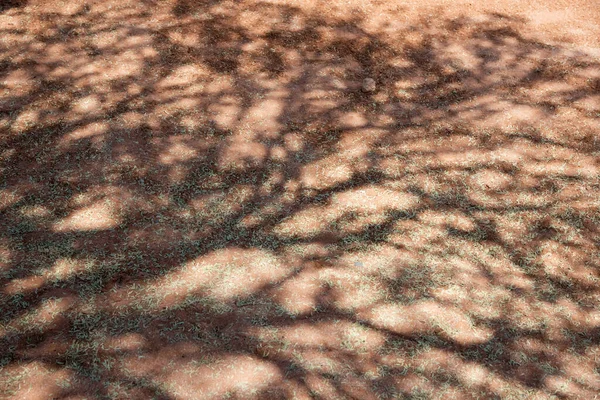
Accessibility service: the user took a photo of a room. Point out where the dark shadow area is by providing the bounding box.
[0,0,26,12]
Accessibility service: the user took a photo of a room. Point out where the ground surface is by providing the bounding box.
[1,0,600,399]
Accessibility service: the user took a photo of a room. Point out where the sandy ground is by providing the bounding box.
[1,0,599,399]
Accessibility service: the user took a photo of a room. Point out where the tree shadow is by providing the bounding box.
[1,1,599,398]
[0,0,26,13]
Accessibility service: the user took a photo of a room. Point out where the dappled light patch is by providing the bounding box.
[3,275,45,295]
[196,248,290,301]
[2,69,34,93]
[72,95,102,116]
[364,302,431,336]
[275,321,345,349]
[3,293,75,336]
[418,209,477,232]
[101,333,148,353]
[243,98,285,134]
[124,352,282,399]
[53,200,120,232]
[365,300,494,345]
[322,268,386,311]
[114,247,293,310]
[273,267,323,315]
[43,257,95,282]
[219,140,268,170]
[157,137,199,165]
[0,361,77,400]
[469,168,512,191]
[275,186,419,237]
[300,154,354,190]
[58,122,108,149]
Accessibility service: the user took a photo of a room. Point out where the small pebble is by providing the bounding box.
[362,78,376,92]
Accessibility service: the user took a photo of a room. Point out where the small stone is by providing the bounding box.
[362,78,376,92]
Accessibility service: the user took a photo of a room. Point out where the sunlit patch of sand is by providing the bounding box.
[3,275,46,295]
[103,247,292,310]
[123,352,282,399]
[273,268,323,315]
[323,270,386,311]
[53,200,120,232]
[300,155,354,190]
[58,123,108,148]
[101,333,148,352]
[274,186,419,237]
[1,69,35,93]
[210,95,242,129]
[419,209,477,231]
[0,239,12,273]
[1,361,76,400]
[363,300,493,344]
[242,97,285,134]
[42,257,96,282]
[219,140,268,170]
[158,137,199,165]
[11,109,39,132]
[19,205,50,219]
[3,295,76,336]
